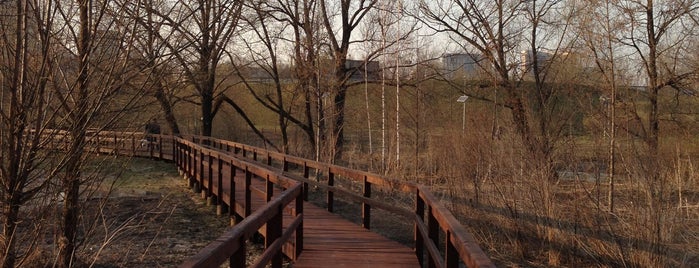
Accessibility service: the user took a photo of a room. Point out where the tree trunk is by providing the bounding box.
[1,195,21,268]
[154,83,180,134]
[57,1,90,266]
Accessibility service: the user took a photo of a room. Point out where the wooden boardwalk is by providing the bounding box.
[79,132,494,267]
[197,156,419,267]
[295,206,418,267]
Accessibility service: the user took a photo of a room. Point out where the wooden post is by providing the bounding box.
[266,205,283,268]
[428,205,439,268]
[114,133,119,155]
[302,163,310,201]
[230,237,246,267]
[199,149,205,196]
[295,189,304,259]
[193,147,201,193]
[282,157,289,172]
[266,175,274,202]
[206,152,214,204]
[445,231,459,268]
[415,190,425,266]
[158,135,163,159]
[362,176,371,229]
[230,162,239,225]
[217,157,226,215]
[327,168,334,213]
[244,167,252,217]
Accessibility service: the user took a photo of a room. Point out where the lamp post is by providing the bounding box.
[457,95,469,133]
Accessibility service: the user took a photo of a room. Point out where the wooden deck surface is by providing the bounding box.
[196,157,419,267]
[294,206,419,267]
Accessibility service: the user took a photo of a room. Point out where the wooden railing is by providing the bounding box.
[180,184,303,268]
[173,138,304,268]
[44,130,494,267]
[182,135,496,268]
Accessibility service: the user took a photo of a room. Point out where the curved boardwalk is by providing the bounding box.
[82,132,493,267]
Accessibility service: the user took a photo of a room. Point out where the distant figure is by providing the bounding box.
[144,119,161,149]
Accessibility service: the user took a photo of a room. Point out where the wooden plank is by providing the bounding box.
[293,205,419,268]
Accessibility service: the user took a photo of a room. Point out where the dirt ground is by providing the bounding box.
[76,158,238,267]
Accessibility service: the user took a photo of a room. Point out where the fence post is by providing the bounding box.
[207,152,214,205]
[193,147,201,193]
[206,152,214,203]
[198,149,205,196]
[445,231,459,268]
[266,205,283,268]
[266,175,273,202]
[230,162,240,225]
[428,205,439,268]
[327,168,334,213]
[217,157,226,215]
[415,189,425,267]
[362,176,371,230]
[158,135,163,159]
[230,237,246,267]
[244,167,252,217]
[295,188,304,259]
[302,163,310,201]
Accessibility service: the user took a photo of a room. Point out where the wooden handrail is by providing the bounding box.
[179,184,303,268]
[46,131,494,267]
[184,135,495,268]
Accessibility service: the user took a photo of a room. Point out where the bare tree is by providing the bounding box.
[418,0,580,181]
[51,0,149,266]
[318,0,377,161]
[0,1,60,266]
[615,0,698,177]
[266,0,324,157]
[142,0,243,137]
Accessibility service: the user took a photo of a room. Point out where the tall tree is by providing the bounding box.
[419,0,577,180]
[0,0,58,266]
[616,0,698,176]
[267,0,322,157]
[52,0,148,265]
[319,0,376,160]
[147,0,244,137]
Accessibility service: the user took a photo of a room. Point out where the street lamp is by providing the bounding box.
[457,95,469,133]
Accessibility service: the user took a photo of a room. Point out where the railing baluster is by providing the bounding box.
[265,204,283,268]
[266,174,273,202]
[445,231,459,268]
[206,152,214,203]
[327,168,334,213]
[302,163,309,201]
[362,176,371,230]
[199,149,205,196]
[295,189,303,259]
[415,191,426,267]
[230,237,246,267]
[244,167,252,217]
[428,205,439,268]
[216,155,225,214]
[229,162,239,225]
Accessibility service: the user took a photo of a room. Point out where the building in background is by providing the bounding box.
[345,60,380,82]
[441,53,486,79]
